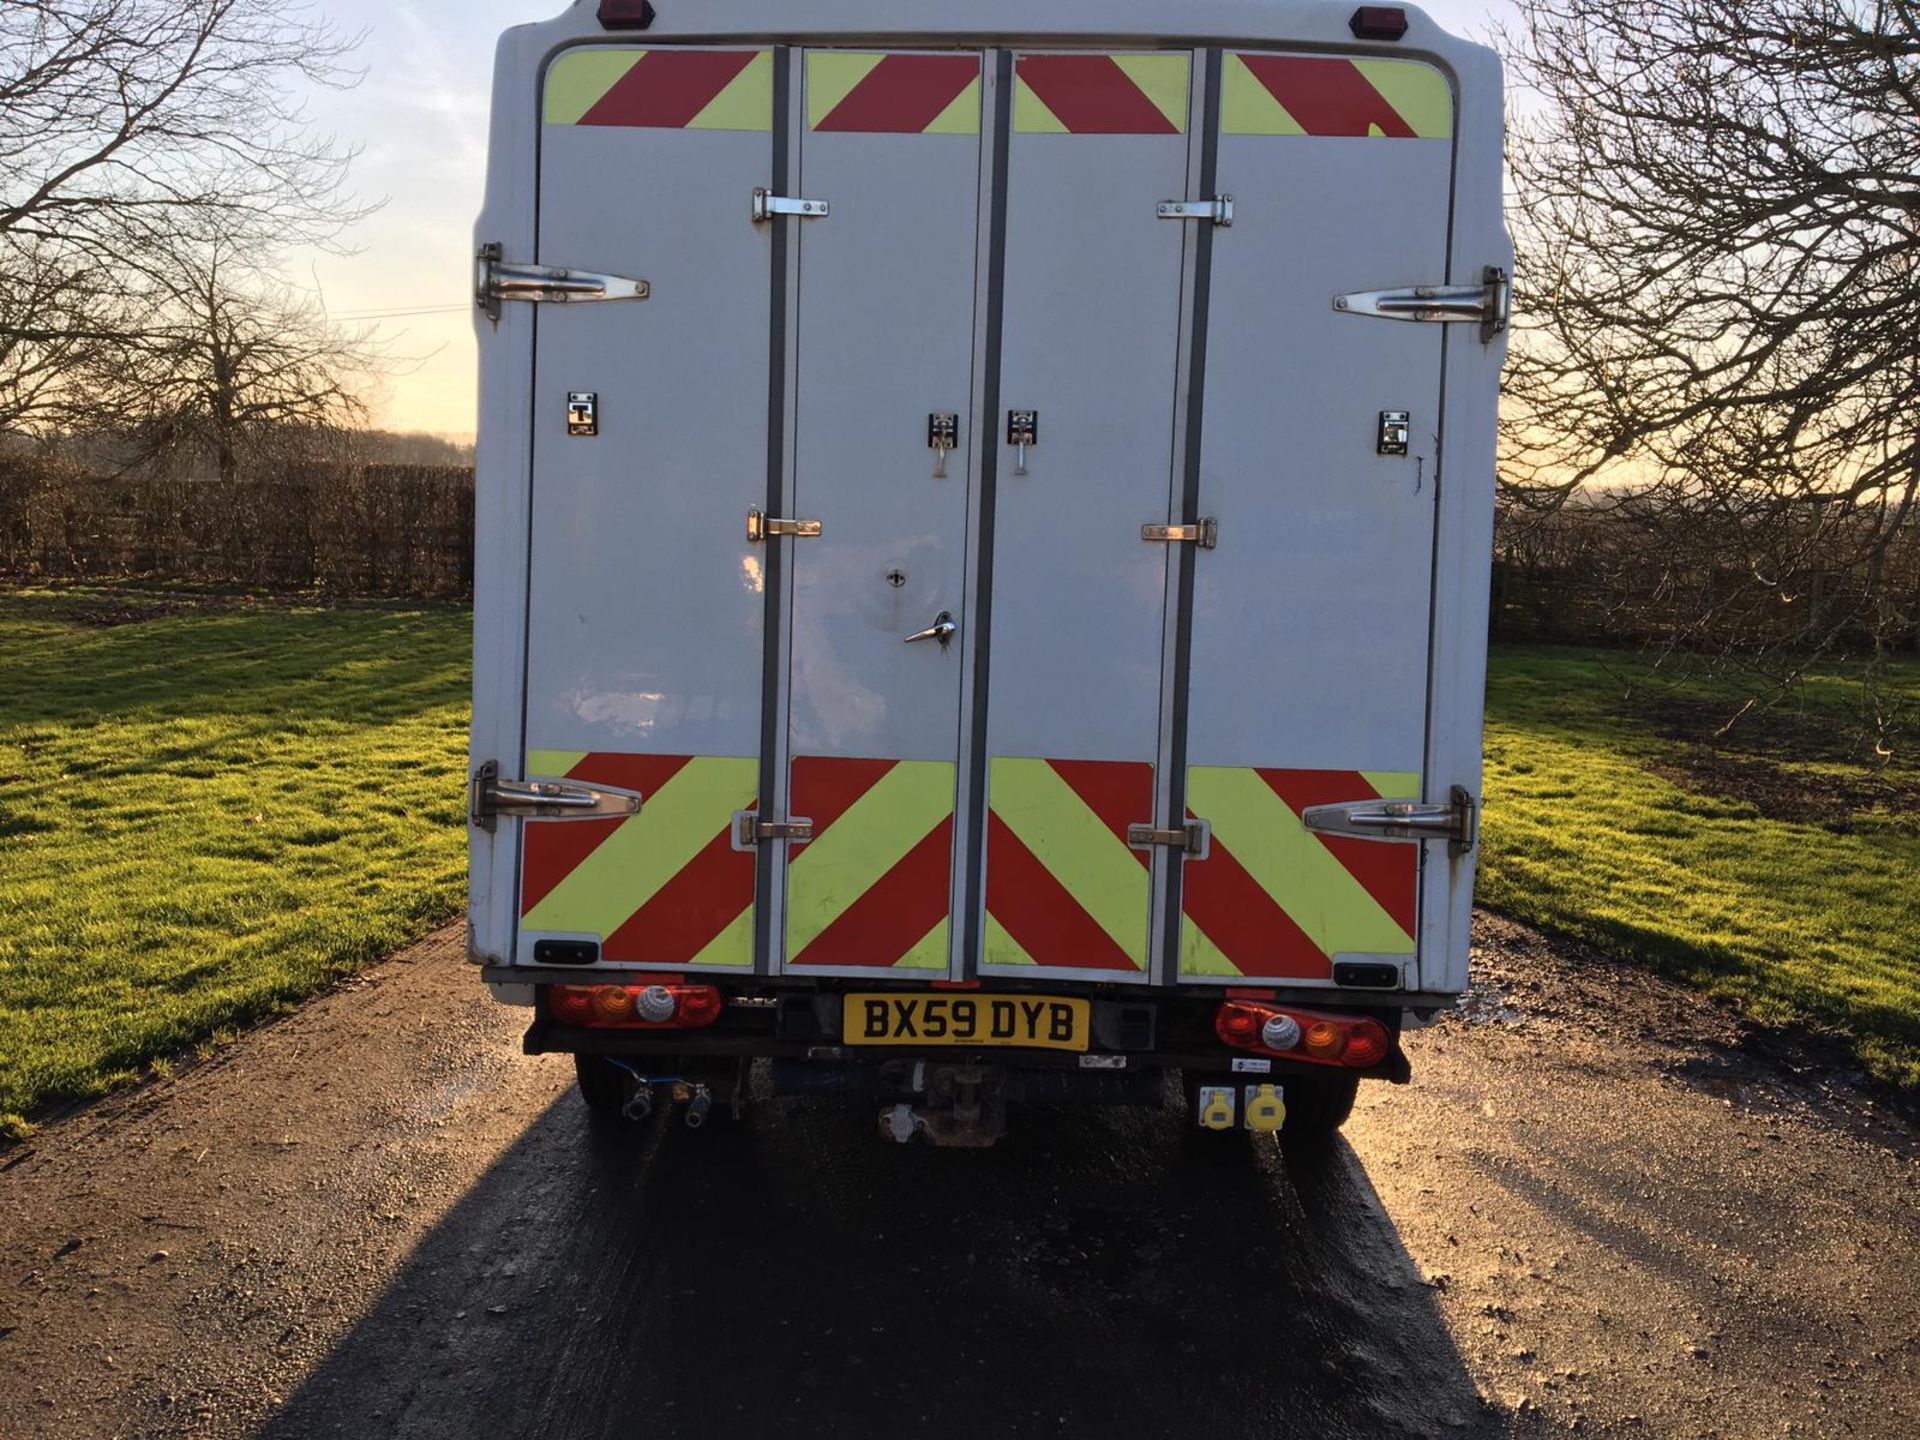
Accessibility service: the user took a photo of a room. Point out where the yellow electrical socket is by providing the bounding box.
[1243,1084,1287,1133]
[1197,1085,1237,1131]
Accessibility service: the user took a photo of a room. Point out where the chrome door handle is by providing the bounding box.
[904,611,957,648]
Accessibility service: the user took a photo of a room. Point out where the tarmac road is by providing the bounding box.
[1,917,1915,1440]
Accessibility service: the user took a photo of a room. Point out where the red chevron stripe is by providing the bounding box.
[1235,55,1414,138]
[816,54,978,133]
[790,816,953,968]
[579,50,759,128]
[520,753,693,913]
[601,820,754,964]
[986,813,1140,971]
[1046,759,1153,866]
[1018,55,1178,134]
[1256,769,1417,937]
[1180,819,1333,979]
[788,756,896,851]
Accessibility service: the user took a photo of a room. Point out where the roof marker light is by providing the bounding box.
[1349,6,1410,40]
[598,0,657,31]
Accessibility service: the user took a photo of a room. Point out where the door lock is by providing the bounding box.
[1006,410,1038,475]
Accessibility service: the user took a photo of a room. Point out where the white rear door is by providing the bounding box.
[1174,52,1457,986]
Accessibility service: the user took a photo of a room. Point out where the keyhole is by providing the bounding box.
[885,568,907,589]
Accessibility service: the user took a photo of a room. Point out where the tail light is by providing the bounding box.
[1214,1001,1392,1070]
[549,982,723,1030]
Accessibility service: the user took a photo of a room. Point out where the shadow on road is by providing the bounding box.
[260,1084,1504,1440]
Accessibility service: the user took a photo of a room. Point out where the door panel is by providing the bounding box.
[519,47,776,970]
[781,51,984,973]
[981,52,1194,979]
[1177,53,1455,983]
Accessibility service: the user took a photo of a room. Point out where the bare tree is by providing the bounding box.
[88,232,378,482]
[1501,0,1920,678]
[0,0,366,431]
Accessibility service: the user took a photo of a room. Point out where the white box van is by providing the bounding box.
[468,0,1508,1143]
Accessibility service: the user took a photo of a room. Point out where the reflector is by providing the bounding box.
[1349,6,1410,40]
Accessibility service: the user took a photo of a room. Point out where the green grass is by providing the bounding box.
[2,585,1913,1137]
[1482,646,1920,1091]
[0,586,470,1139]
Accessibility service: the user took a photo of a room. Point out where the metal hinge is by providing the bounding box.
[1301,785,1477,856]
[746,508,823,542]
[1332,266,1510,343]
[1157,195,1234,227]
[734,812,815,846]
[469,760,644,833]
[752,188,830,222]
[1127,821,1211,857]
[1142,519,1218,549]
[476,243,650,323]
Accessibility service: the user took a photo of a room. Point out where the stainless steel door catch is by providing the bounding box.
[1377,410,1410,456]
[928,412,959,478]
[1007,410,1038,475]
[568,392,599,437]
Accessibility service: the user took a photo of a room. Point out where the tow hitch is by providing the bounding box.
[877,1063,1008,1148]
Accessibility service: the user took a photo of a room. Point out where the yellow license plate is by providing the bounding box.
[842,993,1091,1052]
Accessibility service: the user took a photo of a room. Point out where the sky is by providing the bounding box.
[299,0,1509,441]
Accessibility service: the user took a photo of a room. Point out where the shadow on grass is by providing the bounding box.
[257,1090,1513,1440]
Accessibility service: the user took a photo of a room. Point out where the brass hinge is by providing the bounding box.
[1127,821,1211,857]
[1301,785,1478,857]
[469,760,644,833]
[734,812,815,846]
[1142,519,1218,549]
[747,508,823,542]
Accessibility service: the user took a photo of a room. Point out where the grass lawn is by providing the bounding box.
[1,584,1914,1139]
[1481,646,1920,1091]
[0,586,469,1139]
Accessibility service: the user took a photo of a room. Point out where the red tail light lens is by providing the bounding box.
[598,0,657,30]
[549,983,723,1030]
[1214,1001,1393,1070]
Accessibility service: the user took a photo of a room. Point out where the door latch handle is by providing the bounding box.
[904,611,957,648]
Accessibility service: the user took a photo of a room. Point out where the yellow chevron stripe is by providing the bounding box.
[1013,77,1069,134]
[989,758,1149,969]
[522,756,757,936]
[690,904,755,970]
[983,911,1038,968]
[688,49,773,131]
[1180,919,1246,978]
[924,77,982,135]
[1353,59,1454,139]
[544,49,643,126]
[1187,767,1414,959]
[1112,54,1190,133]
[805,51,885,130]
[894,916,951,971]
[1220,53,1305,136]
[527,749,588,778]
[1361,771,1422,802]
[786,761,953,961]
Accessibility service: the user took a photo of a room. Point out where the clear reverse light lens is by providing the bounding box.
[1260,1014,1302,1051]
[636,985,677,1023]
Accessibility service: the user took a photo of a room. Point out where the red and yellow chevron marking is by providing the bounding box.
[785,758,954,970]
[984,758,1154,973]
[520,750,759,968]
[1180,768,1419,980]
[807,53,982,134]
[1222,54,1451,138]
[1014,54,1189,135]
[544,48,774,130]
